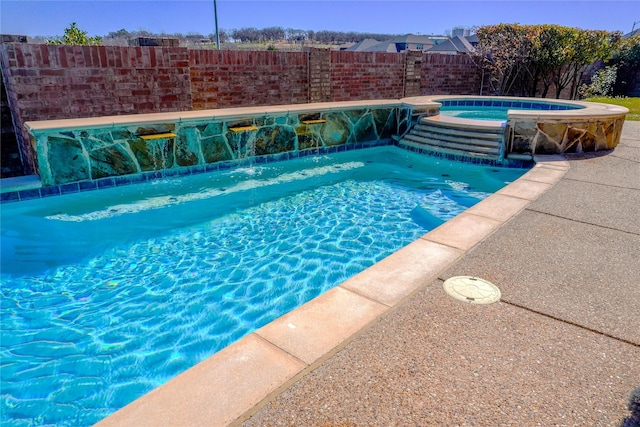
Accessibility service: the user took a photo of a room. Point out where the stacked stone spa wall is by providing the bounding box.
[32,106,398,186]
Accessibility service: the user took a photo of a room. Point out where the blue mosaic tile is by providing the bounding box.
[522,102,532,108]
[78,181,97,191]
[59,182,80,194]
[150,171,164,180]
[163,169,179,177]
[255,156,268,164]
[176,168,192,177]
[18,188,41,200]
[218,162,232,171]
[114,176,133,186]
[337,145,347,152]
[129,174,146,184]
[204,163,218,172]
[269,153,289,163]
[1,191,20,203]
[40,186,61,197]
[97,178,115,189]
[190,165,206,174]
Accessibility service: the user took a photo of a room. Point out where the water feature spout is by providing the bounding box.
[301,119,326,156]
[228,125,259,162]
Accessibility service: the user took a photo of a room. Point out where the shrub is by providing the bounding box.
[579,65,618,98]
[47,22,102,45]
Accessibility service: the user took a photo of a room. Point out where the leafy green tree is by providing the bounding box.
[557,29,619,99]
[47,22,102,45]
[610,35,640,95]
[474,24,534,96]
[474,23,620,99]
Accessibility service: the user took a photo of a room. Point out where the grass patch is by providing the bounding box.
[586,96,640,121]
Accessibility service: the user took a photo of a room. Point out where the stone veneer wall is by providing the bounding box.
[511,117,626,154]
[31,106,398,186]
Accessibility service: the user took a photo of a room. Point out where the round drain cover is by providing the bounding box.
[443,276,501,304]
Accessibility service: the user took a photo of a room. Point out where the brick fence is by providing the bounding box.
[0,43,483,174]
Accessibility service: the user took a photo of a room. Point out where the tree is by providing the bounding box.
[610,35,640,95]
[551,29,619,99]
[47,22,102,45]
[474,24,534,96]
[474,23,620,99]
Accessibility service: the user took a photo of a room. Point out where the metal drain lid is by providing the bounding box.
[443,276,501,304]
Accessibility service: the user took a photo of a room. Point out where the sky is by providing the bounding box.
[1,0,639,39]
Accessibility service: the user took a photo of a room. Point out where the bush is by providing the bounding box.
[580,66,618,98]
[47,22,102,45]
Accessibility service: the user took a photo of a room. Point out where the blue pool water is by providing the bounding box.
[1,146,528,425]
[440,106,512,121]
[439,98,584,121]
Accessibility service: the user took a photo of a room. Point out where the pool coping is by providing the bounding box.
[401,95,629,120]
[95,154,569,427]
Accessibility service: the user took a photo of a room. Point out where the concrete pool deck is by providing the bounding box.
[97,121,639,426]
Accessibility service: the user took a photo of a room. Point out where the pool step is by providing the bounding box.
[399,116,506,161]
[400,139,499,160]
[402,134,501,156]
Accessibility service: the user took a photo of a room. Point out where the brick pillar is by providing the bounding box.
[404,50,423,97]
[0,37,30,176]
[309,48,330,103]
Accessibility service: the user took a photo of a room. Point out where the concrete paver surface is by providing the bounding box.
[242,121,640,426]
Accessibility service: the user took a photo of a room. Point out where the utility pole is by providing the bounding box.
[214,0,220,49]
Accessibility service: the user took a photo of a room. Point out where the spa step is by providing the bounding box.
[410,128,502,149]
[399,139,496,160]
[413,123,503,142]
[401,134,501,155]
[400,115,507,161]
[505,152,534,161]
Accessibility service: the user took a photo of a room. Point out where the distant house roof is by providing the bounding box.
[344,38,381,51]
[464,34,479,46]
[346,34,434,53]
[386,34,435,45]
[623,28,640,38]
[427,35,475,54]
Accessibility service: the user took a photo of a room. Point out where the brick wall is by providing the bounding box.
[421,54,482,95]
[2,44,192,121]
[330,51,406,101]
[190,50,308,109]
[1,43,484,175]
[1,67,24,177]
[0,43,192,173]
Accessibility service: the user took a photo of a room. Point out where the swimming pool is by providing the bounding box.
[1,146,527,426]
